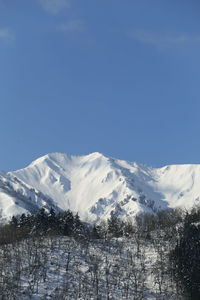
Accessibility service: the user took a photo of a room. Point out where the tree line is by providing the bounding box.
[0,208,86,245]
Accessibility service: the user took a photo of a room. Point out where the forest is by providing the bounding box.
[0,206,199,299]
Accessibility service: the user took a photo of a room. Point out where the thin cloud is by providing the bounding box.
[39,0,70,14]
[129,29,200,49]
[59,20,86,32]
[0,28,14,43]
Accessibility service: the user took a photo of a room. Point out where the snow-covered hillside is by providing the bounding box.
[0,169,60,221]
[0,152,197,222]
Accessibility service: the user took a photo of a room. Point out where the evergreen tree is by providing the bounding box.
[61,210,74,236]
[91,225,101,239]
[107,215,123,237]
[171,217,200,299]
[48,207,58,231]
[10,216,18,227]
[19,213,26,227]
[73,213,83,236]
[35,208,48,233]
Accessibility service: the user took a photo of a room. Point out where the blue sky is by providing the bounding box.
[0,0,200,170]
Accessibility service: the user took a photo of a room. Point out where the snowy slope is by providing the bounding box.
[0,170,60,221]
[5,152,200,222]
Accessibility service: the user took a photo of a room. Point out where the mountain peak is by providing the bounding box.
[86,151,106,159]
[0,152,199,222]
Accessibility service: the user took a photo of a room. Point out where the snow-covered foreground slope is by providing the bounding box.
[2,152,199,222]
[0,235,179,299]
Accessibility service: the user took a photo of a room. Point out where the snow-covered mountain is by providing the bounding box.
[0,152,200,222]
[0,169,60,221]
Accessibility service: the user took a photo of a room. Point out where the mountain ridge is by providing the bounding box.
[0,152,198,222]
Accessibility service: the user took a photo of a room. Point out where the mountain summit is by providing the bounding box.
[0,152,199,222]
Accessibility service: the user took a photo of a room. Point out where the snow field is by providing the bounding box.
[0,233,181,299]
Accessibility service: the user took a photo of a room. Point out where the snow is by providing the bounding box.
[0,168,60,220]
[0,234,179,299]
[0,151,196,222]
